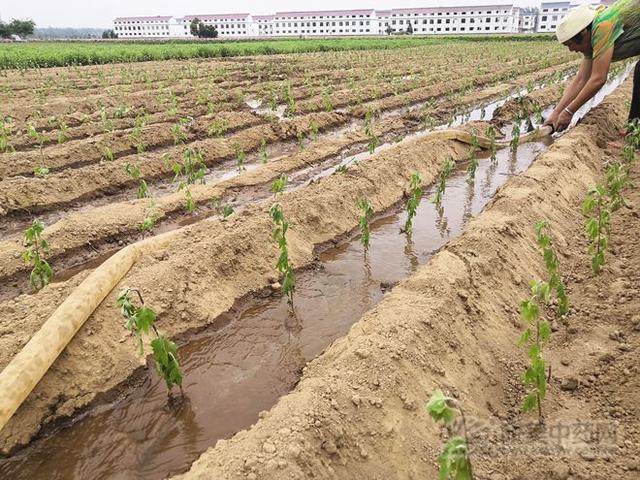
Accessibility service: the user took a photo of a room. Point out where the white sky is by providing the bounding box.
[2,1,544,29]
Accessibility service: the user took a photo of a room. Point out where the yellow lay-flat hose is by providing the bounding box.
[0,230,177,432]
[0,125,553,434]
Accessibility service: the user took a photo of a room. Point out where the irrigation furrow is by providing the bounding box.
[0,69,631,479]
[0,65,583,300]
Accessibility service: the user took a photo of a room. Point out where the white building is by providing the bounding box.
[537,1,571,33]
[114,3,616,39]
[514,7,538,33]
[269,9,377,36]
[380,5,518,35]
[181,13,252,37]
[113,16,176,38]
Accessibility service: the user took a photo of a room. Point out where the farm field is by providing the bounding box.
[0,38,638,480]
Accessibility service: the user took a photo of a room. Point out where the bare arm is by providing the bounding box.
[552,48,613,131]
[545,58,592,124]
[565,47,612,113]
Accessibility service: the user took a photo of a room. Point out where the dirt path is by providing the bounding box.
[173,81,638,479]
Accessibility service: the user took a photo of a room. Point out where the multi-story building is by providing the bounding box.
[537,1,571,33]
[379,5,518,35]
[113,16,175,38]
[113,3,615,39]
[514,7,538,33]
[181,13,252,37]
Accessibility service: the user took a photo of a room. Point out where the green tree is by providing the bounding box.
[102,29,118,39]
[7,19,35,37]
[190,18,202,36]
[407,22,414,34]
[199,24,218,38]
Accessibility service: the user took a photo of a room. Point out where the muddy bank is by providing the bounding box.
[174,82,635,479]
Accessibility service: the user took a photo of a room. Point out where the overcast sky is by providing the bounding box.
[2,1,544,28]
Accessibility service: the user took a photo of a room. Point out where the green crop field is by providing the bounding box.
[0,34,554,70]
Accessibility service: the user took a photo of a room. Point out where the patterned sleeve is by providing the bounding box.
[591,16,624,59]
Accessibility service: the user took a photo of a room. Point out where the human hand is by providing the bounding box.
[554,109,573,132]
[543,111,558,128]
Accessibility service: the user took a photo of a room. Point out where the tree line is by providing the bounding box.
[0,19,35,38]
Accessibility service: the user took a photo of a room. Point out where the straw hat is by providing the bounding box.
[556,4,598,43]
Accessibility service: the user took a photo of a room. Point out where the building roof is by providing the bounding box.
[389,5,514,14]
[274,9,375,18]
[183,13,250,21]
[114,15,173,22]
[253,15,276,20]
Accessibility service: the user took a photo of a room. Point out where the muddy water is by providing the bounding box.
[0,138,550,480]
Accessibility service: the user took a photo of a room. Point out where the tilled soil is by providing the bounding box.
[173,81,639,479]
[0,128,473,453]
[0,63,574,302]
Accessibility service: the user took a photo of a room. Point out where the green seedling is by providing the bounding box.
[283,83,296,116]
[423,115,436,130]
[161,153,172,169]
[510,122,521,152]
[605,160,628,213]
[466,130,480,182]
[208,118,229,138]
[519,280,552,422]
[259,138,268,164]
[271,174,288,196]
[531,100,544,124]
[124,163,150,199]
[234,142,246,172]
[626,119,640,149]
[170,121,188,145]
[0,117,14,153]
[114,105,131,118]
[211,196,235,218]
[33,166,50,177]
[26,122,46,158]
[527,79,535,93]
[432,157,456,205]
[311,121,320,141]
[297,131,305,151]
[129,125,146,154]
[335,164,349,174]
[222,205,234,218]
[485,125,497,163]
[138,200,159,234]
[270,202,295,306]
[322,91,334,112]
[178,182,196,213]
[99,106,113,133]
[357,198,374,251]
[535,220,569,316]
[117,289,184,394]
[22,219,53,291]
[178,147,207,185]
[582,185,610,274]
[101,144,114,162]
[364,108,379,154]
[426,389,474,480]
[56,120,69,144]
[403,173,422,235]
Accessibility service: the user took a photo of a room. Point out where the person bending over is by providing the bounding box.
[544,1,640,136]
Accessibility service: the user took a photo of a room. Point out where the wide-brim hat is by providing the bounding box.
[556,4,597,43]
